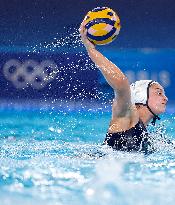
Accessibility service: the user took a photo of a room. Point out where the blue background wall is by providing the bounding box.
[0,0,175,48]
[0,0,174,102]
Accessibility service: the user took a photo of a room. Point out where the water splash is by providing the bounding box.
[85,152,175,205]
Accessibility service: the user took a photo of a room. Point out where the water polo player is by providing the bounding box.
[79,21,168,154]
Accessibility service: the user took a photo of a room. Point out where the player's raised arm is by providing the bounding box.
[79,22,131,115]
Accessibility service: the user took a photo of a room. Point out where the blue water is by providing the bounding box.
[0,102,175,205]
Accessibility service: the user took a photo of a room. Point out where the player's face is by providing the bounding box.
[148,83,168,114]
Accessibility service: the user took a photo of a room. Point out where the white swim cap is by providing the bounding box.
[130,80,160,125]
[130,80,158,105]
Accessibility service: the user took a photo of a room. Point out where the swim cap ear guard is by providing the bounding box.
[130,80,160,126]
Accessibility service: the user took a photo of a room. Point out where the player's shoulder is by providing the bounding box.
[109,104,139,133]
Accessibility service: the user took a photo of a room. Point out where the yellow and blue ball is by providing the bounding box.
[84,7,121,45]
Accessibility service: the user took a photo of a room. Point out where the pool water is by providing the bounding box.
[0,102,175,205]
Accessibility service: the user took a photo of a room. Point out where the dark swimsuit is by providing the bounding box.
[104,120,153,154]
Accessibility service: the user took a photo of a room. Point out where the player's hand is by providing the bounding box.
[79,21,95,50]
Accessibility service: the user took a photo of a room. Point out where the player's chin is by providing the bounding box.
[157,105,167,114]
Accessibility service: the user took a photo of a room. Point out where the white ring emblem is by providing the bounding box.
[3,59,58,89]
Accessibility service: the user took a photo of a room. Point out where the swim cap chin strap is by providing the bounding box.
[146,106,160,126]
[136,81,160,126]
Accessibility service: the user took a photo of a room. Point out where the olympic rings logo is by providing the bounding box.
[3,59,58,89]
